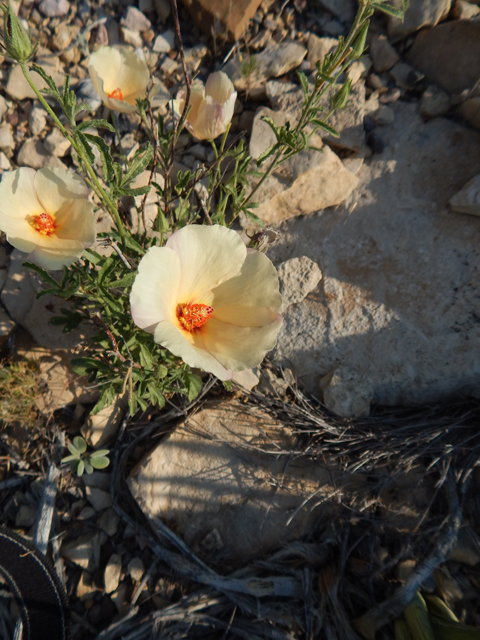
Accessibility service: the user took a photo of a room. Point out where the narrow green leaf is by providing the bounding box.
[90,449,110,458]
[297,70,310,97]
[186,372,203,401]
[76,131,96,165]
[22,261,59,287]
[370,1,406,17]
[138,342,154,371]
[122,145,154,186]
[119,185,151,197]
[84,133,114,182]
[311,119,340,137]
[30,63,60,98]
[76,459,85,476]
[106,272,137,289]
[82,248,102,264]
[76,119,115,133]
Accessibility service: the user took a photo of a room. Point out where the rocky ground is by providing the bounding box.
[1,0,480,638]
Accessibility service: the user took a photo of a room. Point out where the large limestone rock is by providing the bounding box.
[407,21,480,95]
[128,401,358,562]
[248,107,359,226]
[179,0,263,41]
[388,0,452,41]
[267,102,480,406]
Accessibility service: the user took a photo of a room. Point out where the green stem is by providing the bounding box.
[20,62,125,242]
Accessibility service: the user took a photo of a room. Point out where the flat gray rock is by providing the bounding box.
[128,401,355,562]
[267,102,480,406]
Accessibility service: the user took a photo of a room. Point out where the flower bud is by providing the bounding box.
[2,2,36,63]
[331,78,352,110]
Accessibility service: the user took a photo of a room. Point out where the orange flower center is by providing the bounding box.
[29,212,56,236]
[176,303,213,332]
[108,88,123,101]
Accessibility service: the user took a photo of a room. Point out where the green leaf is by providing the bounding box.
[61,454,78,464]
[370,1,406,17]
[73,102,93,116]
[82,248,102,264]
[153,208,169,233]
[243,208,265,227]
[67,442,81,457]
[122,145,154,187]
[90,449,110,458]
[186,372,203,402]
[147,382,165,408]
[256,142,280,166]
[76,459,85,476]
[84,460,94,474]
[76,131,96,165]
[138,342,154,371]
[311,119,340,137]
[297,70,310,97]
[97,256,115,286]
[71,356,109,377]
[84,133,114,182]
[73,436,87,454]
[76,119,115,133]
[119,185,151,197]
[90,456,110,469]
[30,63,61,99]
[90,386,116,416]
[22,261,59,287]
[156,364,168,379]
[106,271,137,289]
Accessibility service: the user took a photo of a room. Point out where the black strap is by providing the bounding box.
[0,526,71,640]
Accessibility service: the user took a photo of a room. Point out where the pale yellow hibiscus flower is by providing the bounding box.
[0,167,96,270]
[174,71,237,141]
[130,225,282,380]
[88,46,150,114]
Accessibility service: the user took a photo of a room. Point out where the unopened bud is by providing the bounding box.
[331,78,352,110]
[2,2,36,63]
[349,22,369,60]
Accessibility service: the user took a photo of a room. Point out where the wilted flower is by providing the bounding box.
[130,225,282,380]
[0,167,96,270]
[88,46,150,113]
[174,71,237,141]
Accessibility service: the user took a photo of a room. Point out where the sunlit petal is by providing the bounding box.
[35,167,88,214]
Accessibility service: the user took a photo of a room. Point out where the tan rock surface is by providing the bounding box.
[178,0,263,41]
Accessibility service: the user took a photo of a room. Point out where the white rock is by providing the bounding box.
[38,0,69,17]
[420,85,451,119]
[450,174,480,217]
[121,6,151,32]
[346,57,371,85]
[85,487,112,512]
[0,124,14,151]
[388,0,452,41]
[1,250,36,324]
[81,394,128,447]
[0,151,11,171]
[121,27,143,48]
[369,34,400,73]
[223,42,307,91]
[160,56,178,75]
[127,557,145,582]
[129,401,342,561]
[17,139,66,170]
[320,367,373,418]
[153,30,175,53]
[29,107,47,136]
[307,34,338,67]
[104,554,122,593]
[375,105,395,125]
[451,0,480,18]
[98,508,120,536]
[458,97,480,131]
[61,533,101,572]
[0,96,7,123]
[278,257,322,313]
[44,128,71,157]
[268,102,480,404]
[0,307,14,338]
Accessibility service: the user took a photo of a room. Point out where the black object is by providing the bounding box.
[0,526,71,640]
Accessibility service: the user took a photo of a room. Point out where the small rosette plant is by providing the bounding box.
[61,436,110,476]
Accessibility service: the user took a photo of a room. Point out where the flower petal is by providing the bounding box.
[88,62,109,104]
[205,71,234,104]
[55,199,96,245]
[113,47,150,101]
[130,246,181,333]
[211,250,282,326]
[0,168,42,219]
[166,225,246,304]
[193,96,226,140]
[153,319,232,380]
[28,245,84,270]
[88,47,122,95]
[201,316,283,371]
[34,167,88,215]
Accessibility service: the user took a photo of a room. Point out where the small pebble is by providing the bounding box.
[379,87,401,104]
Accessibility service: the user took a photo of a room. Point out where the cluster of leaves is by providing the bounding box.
[61,436,110,476]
